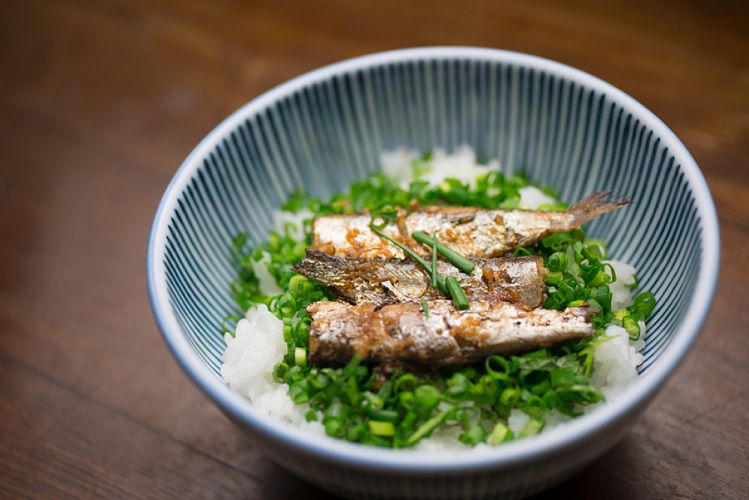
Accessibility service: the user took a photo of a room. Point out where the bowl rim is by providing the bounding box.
[147,46,720,472]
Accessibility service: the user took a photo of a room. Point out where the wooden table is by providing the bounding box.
[1,1,747,498]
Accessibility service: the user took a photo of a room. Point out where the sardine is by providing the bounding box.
[311,192,627,259]
[307,300,594,368]
[294,250,546,308]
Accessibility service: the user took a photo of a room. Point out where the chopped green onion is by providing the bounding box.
[551,368,575,388]
[541,232,572,248]
[346,424,366,442]
[485,355,512,381]
[364,391,384,409]
[499,387,520,406]
[288,380,310,404]
[547,252,569,272]
[369,420,395,437]
[294,347,307,367]
[370,207,398,229]
[583,239,607,259]
[447,372,470,396]
[273,362,289,382]
[445,276,470,310]
[524,349,549,360]
[603,263,617,283]
[488,422,512,445]
[546,271,564,285]
[519,418,544,438]
[590,286,612,312]
[288,274,310,293]
[324,417,344,437]
[628,291,655,320]
[625,274,639,290]
[421,300,429,318]
[414,385,441,411]
[305,409,318,422]
[405,410,450,446]
[459,424,487,445]
[587,270,609,287]
[431,232,438,289]
[412,231,475,274]
[398,391,414,408]
[513,246,532,256]
[623,317,640,340]
[368,409,399,422]
[395,373,419,392]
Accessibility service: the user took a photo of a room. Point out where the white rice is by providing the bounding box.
[273,208,312,240]
[254,208,314,296]
[507,409,532,436]
[251,252,282,296]
[591,323,646,400]
[222,305,324,435]
[606,259,638,310]
[518,186,558,210]
[222,146,646,450]
[381,145,497,188]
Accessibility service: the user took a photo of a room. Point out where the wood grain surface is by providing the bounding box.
[1,1,747,498]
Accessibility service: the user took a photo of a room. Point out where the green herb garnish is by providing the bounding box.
[445,276,470,310]
[421,300,430,318]
[431,232,438,289]
[412,231,476,274]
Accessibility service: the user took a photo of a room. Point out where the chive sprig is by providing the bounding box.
[412,231,476,274]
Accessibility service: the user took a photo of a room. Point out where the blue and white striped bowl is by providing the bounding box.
[147,47,719,499]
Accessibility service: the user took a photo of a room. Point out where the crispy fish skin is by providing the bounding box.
[294,250,546,307]
[311,192,627,259]
[307,300,594,368]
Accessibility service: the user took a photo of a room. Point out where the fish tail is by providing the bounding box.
[569,191,629,225]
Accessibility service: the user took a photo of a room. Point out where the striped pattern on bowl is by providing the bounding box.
[148,47,719,500]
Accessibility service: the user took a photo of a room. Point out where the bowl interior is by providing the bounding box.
[148,49,718,467]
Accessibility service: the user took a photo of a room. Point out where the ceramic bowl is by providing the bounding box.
[147,47,719,499]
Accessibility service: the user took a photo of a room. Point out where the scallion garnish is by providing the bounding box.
[412,231,476,274]
[623,317,640,340]
[421,300,429,318]
[488,422,512,445]
[431,232,438,289]
[404,410,450,446]
[369,420,395,437]
[519,418,544,438]
[459,424,487,445]
[445,276,470,310]
[294,347,307,367]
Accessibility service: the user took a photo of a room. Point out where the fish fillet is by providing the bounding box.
[311,192,627,259]
[307,300,595,368]
[294,250,546,307]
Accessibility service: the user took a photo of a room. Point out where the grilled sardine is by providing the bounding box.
[312,192,627,259]
[307,300,594,368]
[294,250,546,307]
